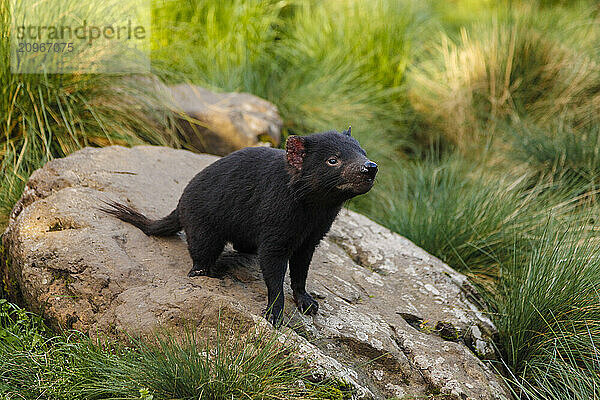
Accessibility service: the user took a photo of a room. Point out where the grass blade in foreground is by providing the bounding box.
[0,301,348,399]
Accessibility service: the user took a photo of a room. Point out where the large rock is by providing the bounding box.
[1,146,511,400]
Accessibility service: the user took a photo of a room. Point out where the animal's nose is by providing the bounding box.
[360,161,378,178]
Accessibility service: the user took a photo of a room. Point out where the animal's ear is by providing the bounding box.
[286,135,306,171]
[343,126,352,136]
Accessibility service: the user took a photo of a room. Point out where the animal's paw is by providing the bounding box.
[188,263,222,277]
[264,304,285,328]
[293,291,319,315]
[187,267,209,277]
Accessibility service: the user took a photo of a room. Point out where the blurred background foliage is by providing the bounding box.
[3,0,600,398]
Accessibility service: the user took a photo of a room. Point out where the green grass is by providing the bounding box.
[151,0,423,158]
[509,120,600,193]
[151,0,284,92]
[496,218,600,399]
[0,300,347,400]
[352,154,590,284]
[395,4,600,394]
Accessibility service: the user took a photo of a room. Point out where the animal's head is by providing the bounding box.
[285,127,378,203]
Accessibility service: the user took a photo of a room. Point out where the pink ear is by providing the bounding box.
[286,136,305,171]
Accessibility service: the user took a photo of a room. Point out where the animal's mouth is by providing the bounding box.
[336,177,375,194]
[363,177,376,188]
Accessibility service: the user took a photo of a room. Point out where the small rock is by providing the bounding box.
[168,84,282,155]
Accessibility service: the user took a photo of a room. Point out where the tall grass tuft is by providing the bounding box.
[0,0,179,225]
[408,6,600,153]
[265,0,422,157]
[496,217,600,398]
[509,120,600,193]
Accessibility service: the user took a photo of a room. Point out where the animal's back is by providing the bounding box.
[177,146,290,245]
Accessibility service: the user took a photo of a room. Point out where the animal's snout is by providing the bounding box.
[360,160,378,179]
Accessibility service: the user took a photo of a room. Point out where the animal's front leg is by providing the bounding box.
[258,247,288,326]
[289,240,319,315]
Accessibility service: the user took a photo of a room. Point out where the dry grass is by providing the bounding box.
[409,8,600,153]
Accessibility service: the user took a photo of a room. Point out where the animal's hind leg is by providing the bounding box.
[185,226,224,277]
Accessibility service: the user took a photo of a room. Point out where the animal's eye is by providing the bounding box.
[327,158,338,166]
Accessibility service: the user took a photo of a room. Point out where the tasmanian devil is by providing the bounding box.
[102,128,378,324]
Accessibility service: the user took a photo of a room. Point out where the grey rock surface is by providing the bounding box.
[2,146,510,400]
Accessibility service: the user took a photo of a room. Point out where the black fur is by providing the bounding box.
[102,129,377,325]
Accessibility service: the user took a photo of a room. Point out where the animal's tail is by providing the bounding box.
[100,200,181,237]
